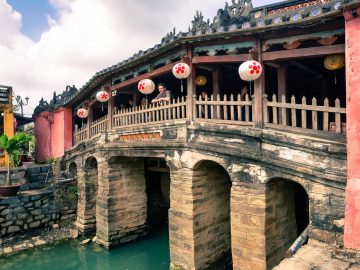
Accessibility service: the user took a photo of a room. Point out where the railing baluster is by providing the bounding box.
[291,95,296,127]
[272,94,278,125]
[323,98,329,131]
[237,94,241,121]
[263,94,268,124]
[301,96,306,129]
[223,94,228,120]
[335,98,341,133]
[181,96,185,118]
[211,95,214,119]
[205,95,209,119]
[245,94,250,122]
[197,95,201,119]
[312,97,318,130]
[281,95,286,126]
[172,99,176,120]
[177,97,180,119]
[216,94,220,120]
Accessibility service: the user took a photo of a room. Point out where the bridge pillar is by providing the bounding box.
[344,7,360,250]
[96,156,148,248]
[169,160,233,270]
[75,157,98,234]
[231,184,266,270]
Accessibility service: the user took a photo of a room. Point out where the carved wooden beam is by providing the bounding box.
[262,44,345,61]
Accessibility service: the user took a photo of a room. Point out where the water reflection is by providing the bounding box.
[0,229,169,270]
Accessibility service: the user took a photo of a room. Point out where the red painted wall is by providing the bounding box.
[344,11,360,249]
[34,111,51,162]
[34,107,73,162]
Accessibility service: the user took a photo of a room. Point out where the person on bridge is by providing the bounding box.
[151,83,173,105]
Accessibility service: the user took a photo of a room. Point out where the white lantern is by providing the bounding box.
[77,108,88,118]
[138,79,155,95]
[96,90,110,103]
[238,60,263,81]
[172,63,191,79]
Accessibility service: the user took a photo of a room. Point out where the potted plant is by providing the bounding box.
[0,132,34,196]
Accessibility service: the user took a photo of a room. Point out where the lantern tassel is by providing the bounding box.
[334,71,337,85]
[102,103,104,112]
[181,79,184,93]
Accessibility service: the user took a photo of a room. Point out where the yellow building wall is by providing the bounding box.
[0,106,14,167]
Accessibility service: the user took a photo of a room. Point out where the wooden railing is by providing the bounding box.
[194,94,254,125]
[73,93,346,146]
[264,94,346,134]
[74,125,88,144]
[113,97,187,127]
[90,115,108,137]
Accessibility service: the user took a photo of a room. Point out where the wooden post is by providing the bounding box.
[108,94,114,131]
[278,64,287,124]
[87,102,93,139]
[212,68,220,96]
[254,41,265,128]
[277,64,287,100]
[186,46,195,122]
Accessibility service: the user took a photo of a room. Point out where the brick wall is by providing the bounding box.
[75,157,98,233]
[192,161,232,269]
[266,180,299,269]
[96,157,147,247]
[231,184,266,270]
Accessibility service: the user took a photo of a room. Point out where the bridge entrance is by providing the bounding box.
[145,158,170,231]
[266,179,309,269]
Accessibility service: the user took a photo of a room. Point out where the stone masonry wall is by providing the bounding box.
[0,187,77,236]
[75,158,98,233]
[192,161,232,270]
[265,180,298,269]
[96,156,147,248]
[169,166,196,270]
[231,183,267,270]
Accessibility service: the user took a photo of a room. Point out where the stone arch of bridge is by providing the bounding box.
[265,177,310,269]
[75,155,99,234]
[68,162,77,178]
[191,159,233,269]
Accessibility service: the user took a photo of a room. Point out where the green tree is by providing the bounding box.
[0,132,34,186]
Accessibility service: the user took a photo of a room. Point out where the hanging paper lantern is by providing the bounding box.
[195,75,208,86]
[96,90,110,103]
[137,79,155,95]
[239,60,263,81]
[172,63,191,79]
[77,108,88,118]
[324,54,345,71]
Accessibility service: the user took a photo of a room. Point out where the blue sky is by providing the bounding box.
[1,0,282,114]
[7,0,282,41]
[7,0,57,41]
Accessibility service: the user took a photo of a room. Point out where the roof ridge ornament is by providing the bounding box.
[191,10,210,32]
[226,0,253,19]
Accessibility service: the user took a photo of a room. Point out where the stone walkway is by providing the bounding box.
[274,240,360,270]
[0,224,73,256]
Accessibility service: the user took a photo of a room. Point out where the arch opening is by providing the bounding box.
[266,178,309,269]
[192,160,232,270]
[69,162,77,179]
[145,158,170,231]
[81,156,98,233]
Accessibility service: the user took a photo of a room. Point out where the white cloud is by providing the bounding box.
[0,0,280,116]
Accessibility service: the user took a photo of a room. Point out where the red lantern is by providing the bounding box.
[138,79,155,95]
[173,63,191,92]
[96,90,109,103]
[77,108,88,118]
[172,63,191,79]
[238,60,263,81]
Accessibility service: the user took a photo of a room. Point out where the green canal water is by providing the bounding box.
[0,229,170,270]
